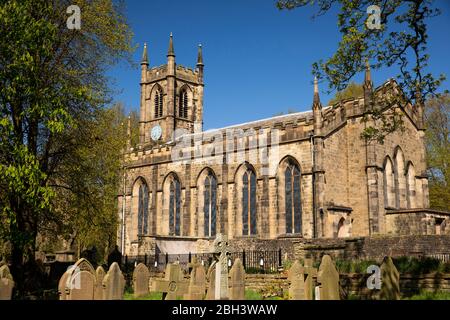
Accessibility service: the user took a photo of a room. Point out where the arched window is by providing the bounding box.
[285,164,302,234]
[406,163,416,208]
[169,179,181,236]
[384,157,395,208]
[179,90,188,118]
[394,148,406,208]
[242,169,257,236]
[203,173,217,237]
[137,183,149,235]
[154,89,163,118]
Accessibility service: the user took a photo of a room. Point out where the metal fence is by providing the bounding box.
[121,249,282,274]
[425,253,450,263]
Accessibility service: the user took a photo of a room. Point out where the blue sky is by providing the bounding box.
[109,0,450,130]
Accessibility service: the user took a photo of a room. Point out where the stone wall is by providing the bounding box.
[294,235,450,262]
[245,272,450,299]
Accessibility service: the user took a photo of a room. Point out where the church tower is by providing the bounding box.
[139,34,204,144]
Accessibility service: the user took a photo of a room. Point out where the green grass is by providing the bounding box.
[244,289,286,300]
[403,291,450,300]
[124,290,281,301]
[123,292,163,300]
[245,289,263,300]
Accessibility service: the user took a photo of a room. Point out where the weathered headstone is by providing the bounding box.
[103,262,125,300]
[213,233,229,300]
[304,258,318,300]
[288,260,305,300]
[150,263,189,300]
[0,265,14,300]
[94,266,105,300]
[380,256,400,300]
[133,263,150,298]
[229,258,245,300]
[185,259,206,300]
[317,255,340,300]
[58,258,96,300]
[205,261,216,300]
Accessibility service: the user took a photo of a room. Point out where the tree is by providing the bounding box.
[39,103,134,263]
[277,0,445,142]
[425,94,450,211]
[0,0,133,297]
[328,82,364,105]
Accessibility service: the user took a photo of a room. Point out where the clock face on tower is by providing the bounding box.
[151,125,162,141]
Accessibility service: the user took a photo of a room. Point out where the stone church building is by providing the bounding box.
[117,35,449,256]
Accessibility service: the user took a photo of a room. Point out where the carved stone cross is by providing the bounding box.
[213,233,229,300]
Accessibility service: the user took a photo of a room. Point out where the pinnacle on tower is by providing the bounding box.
[141,42,148,65]
[167,32,175,57]
[313,76,322,110]
[364,58,373,89]
[197,44,204,66]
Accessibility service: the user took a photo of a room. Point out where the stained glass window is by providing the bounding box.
[137,183,149,235]
[203,173,217,237]
[285,164,302,234]
[169,179,181,236]
[242,169,257,236]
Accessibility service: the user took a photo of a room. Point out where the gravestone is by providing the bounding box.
[287,260,305,300]
[185,259,206,300]
[380,256,400,300]
[133,263,150,298]
[317,255,340,300]
[58,258,96,300]
[103,262,125,300]
[94,266,105,300]
[0,265,14,300]
[205,261,216,300]
[304,258,318,300]
[229,258,245,300]
[213,233,229,300]
[150,263,189,300]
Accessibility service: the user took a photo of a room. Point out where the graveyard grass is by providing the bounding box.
[124,292,163,300]
[404,290,450,300]
[122,289,283,300]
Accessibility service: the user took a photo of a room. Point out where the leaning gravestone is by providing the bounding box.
[0,265,14,300]
[103,262,125,300]
[133,263,150,298]
[150,263,189,300]
[94,266,106,300]
[185,259,206,300]
[205,261,216,300]
[58,258,96,300]
[288,260,305,300]
[304,258,317,300]
[229,258,245,300]
[317,255,340,300]
[380,256,400,300]
[213,233,229,300]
